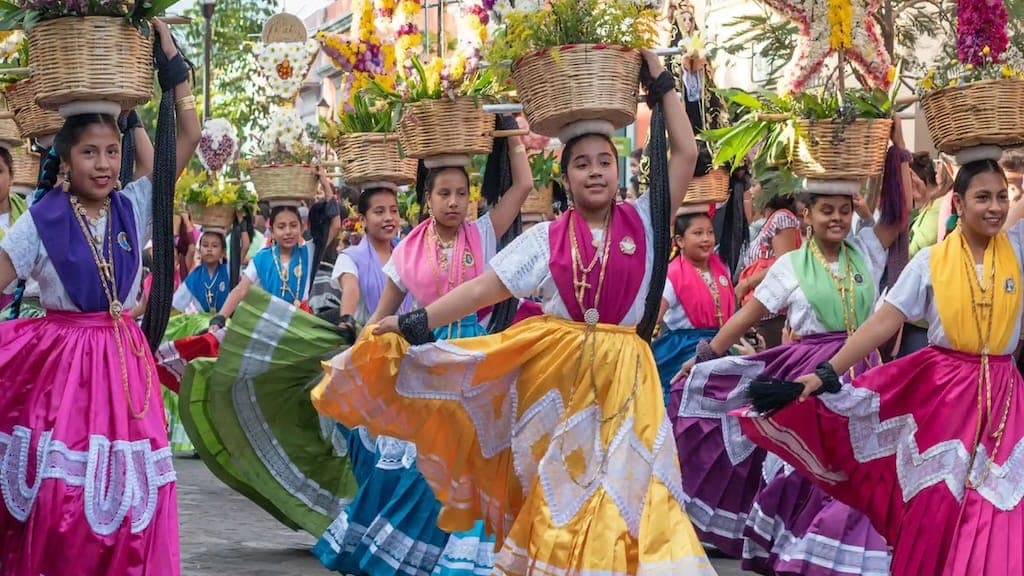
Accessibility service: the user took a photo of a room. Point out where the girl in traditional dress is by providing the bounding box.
[739,155,1024,576]
[652,205,736,406]
[354,131,533,576]
[314,183,447,575]
[668,126,910,573]
[173,229,229,314]
[313,50,718,575]
[0,19,199,575]
[216,204,315,320]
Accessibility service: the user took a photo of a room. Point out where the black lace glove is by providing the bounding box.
[208,315,226,329]
[398,309,436,345]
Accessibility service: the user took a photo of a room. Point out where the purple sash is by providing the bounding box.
[32,190,140,312]
[549,202,646,325]
[343,238,412,315]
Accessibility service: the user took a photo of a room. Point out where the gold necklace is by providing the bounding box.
[69,195,151,419]
[958,234,1012,490]
[272,246,302,305]
[558,208,641,489]
[568,210,611,320]
[808,238,868,378]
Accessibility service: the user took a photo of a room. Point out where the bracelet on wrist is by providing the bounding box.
[397,309,435,345]
[814,362,843,394]
[695,338,722,363]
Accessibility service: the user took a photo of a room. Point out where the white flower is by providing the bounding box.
[255,40,319,100]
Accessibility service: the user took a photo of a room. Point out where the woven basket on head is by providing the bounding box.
[683,168,730,204]
[0,116,21,149]
[190,203,235,230]
[511,45,640,138]
[792,118,892,180]
[337,133,418,185]
[10,146,39,188]
[921,79,1024,154]
[4,80,64,140]
[28,17,153,111]
[523,184,554,216]
[249,164,318,202]
[397,97,493,159]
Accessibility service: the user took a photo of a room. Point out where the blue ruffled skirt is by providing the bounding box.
[314,314,497,575]
[652,328,718,407]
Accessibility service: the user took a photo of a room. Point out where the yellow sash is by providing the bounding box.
[930,229,1021,354]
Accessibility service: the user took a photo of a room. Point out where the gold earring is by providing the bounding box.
[115,179,122,190]
[805,224,812,237]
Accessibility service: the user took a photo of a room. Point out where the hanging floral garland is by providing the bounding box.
[761,0,890,94]
[316,0,398,109]
[394,0,423,73]
[255,40,319,101]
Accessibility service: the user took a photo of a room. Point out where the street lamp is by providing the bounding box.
[201,0,217,123]
[317,97,331,122]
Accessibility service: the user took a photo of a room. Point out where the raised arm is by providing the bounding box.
[152,19,201,180]
[640,50,698,214]
[482,135,533,238]
[873,120,913,249]
[372,271,512,336]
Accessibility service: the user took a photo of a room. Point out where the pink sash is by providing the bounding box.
[392,218,485,308]
[549,202,646,325]
[666,254,735,329]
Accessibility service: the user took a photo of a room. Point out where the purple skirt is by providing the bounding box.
[669,332,890,573]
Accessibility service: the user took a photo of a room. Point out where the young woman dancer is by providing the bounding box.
[0,19,200,574]
[313,50,719,575]
[739,155,1024,576]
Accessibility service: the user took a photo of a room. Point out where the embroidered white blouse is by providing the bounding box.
[0,178,152,312]
[752,227,888,338]
[491,194,655,327]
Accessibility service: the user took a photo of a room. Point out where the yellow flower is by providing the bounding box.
[1003,65,1014,78]
[983,46,991,56]
[826,0,852,50]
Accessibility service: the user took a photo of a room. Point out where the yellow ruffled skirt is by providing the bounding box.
[312,315,716,576]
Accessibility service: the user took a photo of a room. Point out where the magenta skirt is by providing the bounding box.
[0,311,179,575]
[738,346,1024,576]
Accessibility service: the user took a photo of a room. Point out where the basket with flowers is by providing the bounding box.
[485,0,660,138]
[176,169,258,232]
[242,106,318,203]
[917,0,1024,155]
[0,0,178,113]
[323,91,417,186]
[366,0,500,166]
[0,32,61,139]
[699,0,895,185]
[316,0,397,109]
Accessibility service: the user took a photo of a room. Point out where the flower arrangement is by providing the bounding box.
[316,0,397,109]
[0,30,27,83]
[197,118,239,174]
[760,0,890,95]
[529,149,559,188]
[485,0,660,70]
[176,170,258,212]
[256,40,318,101]
[0,0,179,33]
[916,0,1024,93]
[244,106,317,167]
[393,0,423,72]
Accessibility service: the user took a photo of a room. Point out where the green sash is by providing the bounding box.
[792,239,874,332]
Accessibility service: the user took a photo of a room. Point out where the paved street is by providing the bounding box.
[177,456,749,575]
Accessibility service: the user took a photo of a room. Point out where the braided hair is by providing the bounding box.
[483,114,521,333]
[636,103,671,342]
[138,86,179,350]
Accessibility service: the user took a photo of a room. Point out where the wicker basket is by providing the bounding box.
[249,164,318,202]
[336,133,418,185]
[0,117,20,149]
[523,184,554,216]
[921,79,1024,154]
[4,80,64,140]
[792,118,892,180]
[397,98,493,159]
[190,203,235,230]
[28,17,153,111]
[683,168,730,204]
[511,45,640,138]
[10,146,39,189]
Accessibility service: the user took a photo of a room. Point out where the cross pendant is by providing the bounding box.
[98,261,113,281]
[574,279,590,302]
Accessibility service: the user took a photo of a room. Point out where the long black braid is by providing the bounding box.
[141,28,192,351]
[483,114,521,333]
[636,103,671,342]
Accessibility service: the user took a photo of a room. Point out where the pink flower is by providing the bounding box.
[957,0,1008,65]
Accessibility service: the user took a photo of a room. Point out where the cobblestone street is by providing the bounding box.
[177,456,749,575]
